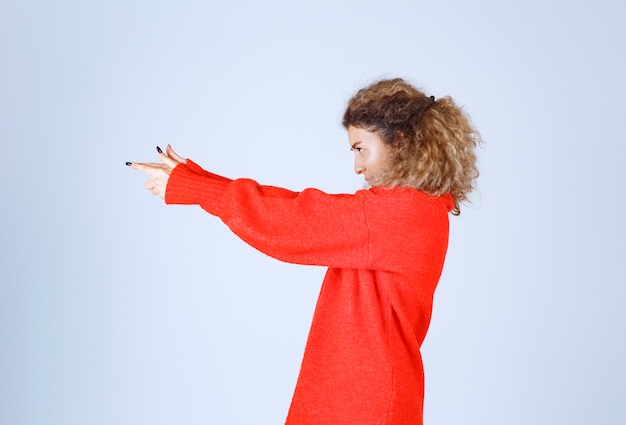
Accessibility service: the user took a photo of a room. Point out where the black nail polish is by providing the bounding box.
[125,161,132,166]
[156,146,163,154]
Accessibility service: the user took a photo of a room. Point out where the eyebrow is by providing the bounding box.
[350,142,362,150]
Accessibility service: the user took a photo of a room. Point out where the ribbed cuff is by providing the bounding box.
[165,163,230,216]
[185,159,232,183]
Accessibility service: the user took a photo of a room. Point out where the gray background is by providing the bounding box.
[1,0,624,424]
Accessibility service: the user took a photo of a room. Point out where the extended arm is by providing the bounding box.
[165,163,371,269]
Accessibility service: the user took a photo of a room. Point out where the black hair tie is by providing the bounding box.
[412,96,436,126]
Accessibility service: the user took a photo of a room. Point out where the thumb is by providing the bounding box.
[156,146,179,169]
[166,144,187,164]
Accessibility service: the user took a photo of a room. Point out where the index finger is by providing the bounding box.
[127,161,166,174]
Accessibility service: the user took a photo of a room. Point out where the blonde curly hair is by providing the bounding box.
[342,78,481,215]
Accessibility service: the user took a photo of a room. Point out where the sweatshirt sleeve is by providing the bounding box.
[165,163,370,268]
[165,161,452,272]
[184,159,232,183]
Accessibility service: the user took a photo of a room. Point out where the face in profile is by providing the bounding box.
[347,126,390,186]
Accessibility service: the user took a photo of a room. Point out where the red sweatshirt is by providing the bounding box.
[165,160,454,425]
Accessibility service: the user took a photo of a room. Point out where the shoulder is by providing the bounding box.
[362,186,454,214]
[361,187,452,272]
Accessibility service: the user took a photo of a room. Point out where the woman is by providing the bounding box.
[128,78,480,424]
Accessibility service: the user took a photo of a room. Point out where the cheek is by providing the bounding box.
[375,150,393,171]
[372,150,387,166]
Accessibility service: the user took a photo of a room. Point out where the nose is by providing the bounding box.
[354,157,364,175]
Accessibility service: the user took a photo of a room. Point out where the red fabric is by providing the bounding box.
[166,160,454,424]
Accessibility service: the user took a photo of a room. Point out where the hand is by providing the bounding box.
[127,145,187,199]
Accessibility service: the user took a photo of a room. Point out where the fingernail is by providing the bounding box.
[156,146,163,154]
[125,161,132,166]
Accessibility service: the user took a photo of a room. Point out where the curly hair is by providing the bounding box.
[342,78,481,215]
